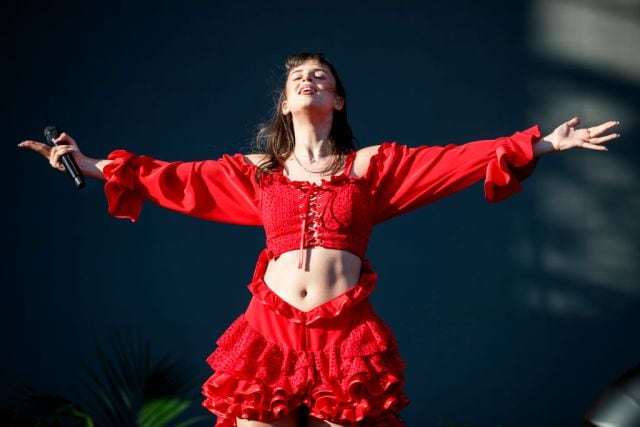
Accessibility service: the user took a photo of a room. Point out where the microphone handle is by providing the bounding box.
[60,153,85,189]
[44,125,85,189]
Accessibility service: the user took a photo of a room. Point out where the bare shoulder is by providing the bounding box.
[352,145,382,178]
[243,153,270,166]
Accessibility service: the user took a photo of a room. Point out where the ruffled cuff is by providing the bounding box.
[484,125,541,202]
[103,149,144,222]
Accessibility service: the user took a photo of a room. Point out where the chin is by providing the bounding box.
[292,101,334,115]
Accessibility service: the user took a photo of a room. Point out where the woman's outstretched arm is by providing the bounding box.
[366,117,620,223]
[18,133,262,225]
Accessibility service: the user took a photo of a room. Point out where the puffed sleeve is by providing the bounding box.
[102,150,262,225]
[367,125,541,224]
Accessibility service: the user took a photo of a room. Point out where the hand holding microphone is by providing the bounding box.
[18,125,86,189]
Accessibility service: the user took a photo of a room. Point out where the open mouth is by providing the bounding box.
[299,86,316,95]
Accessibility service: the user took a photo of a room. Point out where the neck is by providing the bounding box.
[290,110,334,159]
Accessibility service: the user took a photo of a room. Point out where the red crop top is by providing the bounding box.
[103,125,541,267]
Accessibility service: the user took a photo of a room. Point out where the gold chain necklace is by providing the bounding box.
[292,151,340,175]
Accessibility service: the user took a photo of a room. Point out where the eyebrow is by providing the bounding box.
[290,68,328,74]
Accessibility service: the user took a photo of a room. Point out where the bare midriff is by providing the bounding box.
[263,247,363,312]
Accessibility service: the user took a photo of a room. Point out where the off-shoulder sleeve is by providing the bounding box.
[102,150,262,225]
[367,125,541,224]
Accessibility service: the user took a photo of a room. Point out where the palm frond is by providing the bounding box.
[4,329,208,427]
[0,383,93,427]
[74,329,202,426]
[138,397,190,427]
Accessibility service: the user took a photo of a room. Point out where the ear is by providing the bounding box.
[334,96,345,111]
[282,99,290,115]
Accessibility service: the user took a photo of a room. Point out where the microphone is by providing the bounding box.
[584,363,640,427]
[44,125,85,189]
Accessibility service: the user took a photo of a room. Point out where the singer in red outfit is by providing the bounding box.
[20,52,620,427]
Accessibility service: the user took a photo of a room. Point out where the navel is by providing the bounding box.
[300,289,308,298]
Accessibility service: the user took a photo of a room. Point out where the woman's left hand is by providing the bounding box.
[542,117,620,154]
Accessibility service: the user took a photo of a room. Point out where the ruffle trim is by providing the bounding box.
[203,373,407,427]
[247,275,377,326]
[484,125,541,202]
[202,316,408,426]
[103,149,143,222]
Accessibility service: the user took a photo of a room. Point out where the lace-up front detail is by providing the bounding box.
[297,183,324,268]
[260,151,374,267]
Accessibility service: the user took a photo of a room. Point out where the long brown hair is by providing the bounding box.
[252,52,357,182]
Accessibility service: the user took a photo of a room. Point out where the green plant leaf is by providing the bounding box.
[4,329,203,427]
[1,383,95,427]
[138,397,190,427]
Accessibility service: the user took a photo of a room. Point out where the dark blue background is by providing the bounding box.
[6,1,639,426]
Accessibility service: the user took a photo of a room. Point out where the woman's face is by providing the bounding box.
[281,60,344,116]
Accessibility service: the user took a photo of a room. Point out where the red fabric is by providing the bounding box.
[260,150,375,266]
[202,249,409,426]
[102,151,261,225]
[103,126,540,260]
[367,125,541,223]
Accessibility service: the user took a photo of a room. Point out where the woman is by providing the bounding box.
[19,52,620,427]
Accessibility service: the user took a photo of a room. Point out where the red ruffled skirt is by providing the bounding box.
[201,249,409,426]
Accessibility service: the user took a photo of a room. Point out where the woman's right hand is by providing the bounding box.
[18,132,86,172]
[18,133,109,180]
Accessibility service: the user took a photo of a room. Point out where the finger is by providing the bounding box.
[581,142,608,151]
[589,133,620,145]
[588,120,620,137]
[49,145,75,169]
[566,116,581,128]
[53,132,78,148]
[18,140,52,159]
[50,145,75,161]
[50,157,67,170]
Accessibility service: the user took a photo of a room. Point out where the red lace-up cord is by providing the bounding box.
[297,184,321,269]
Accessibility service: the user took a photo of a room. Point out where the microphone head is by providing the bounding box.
[44,125,61,145]
[584,364,640,427]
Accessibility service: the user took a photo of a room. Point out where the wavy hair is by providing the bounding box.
[252,52,357,182]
